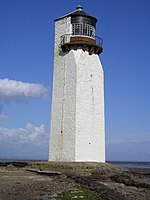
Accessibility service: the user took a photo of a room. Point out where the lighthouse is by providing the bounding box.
[49,6,105,162]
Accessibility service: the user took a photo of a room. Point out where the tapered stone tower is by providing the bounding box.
[49,6,105,162]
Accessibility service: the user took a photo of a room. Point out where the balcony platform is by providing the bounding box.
[61,35,103,55]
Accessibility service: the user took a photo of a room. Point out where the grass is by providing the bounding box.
[62,188,103,200]
[38,188,103,200]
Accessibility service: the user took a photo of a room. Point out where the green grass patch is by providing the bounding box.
[62,188,103,200]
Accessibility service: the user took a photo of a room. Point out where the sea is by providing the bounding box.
[109,161,150,169]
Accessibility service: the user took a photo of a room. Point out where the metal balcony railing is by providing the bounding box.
[60,34,103,47]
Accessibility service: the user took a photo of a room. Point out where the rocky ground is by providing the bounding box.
[0,161,150,200]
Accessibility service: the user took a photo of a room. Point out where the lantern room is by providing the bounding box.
[60,5,103,55]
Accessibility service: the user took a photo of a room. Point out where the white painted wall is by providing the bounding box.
[74,50,105,162]
[49,17,105,162]
[49,17,71,161]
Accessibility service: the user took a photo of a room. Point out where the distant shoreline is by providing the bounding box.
[0,159,150,169]
[108,161,150,169]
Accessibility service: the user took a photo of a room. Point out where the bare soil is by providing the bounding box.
[0,161,150,200]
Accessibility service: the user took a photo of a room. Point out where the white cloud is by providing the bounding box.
[0,123,49,160]
[0,78,48,120]
[0,78,48,103]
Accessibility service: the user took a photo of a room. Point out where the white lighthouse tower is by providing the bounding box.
[49,6,105,162]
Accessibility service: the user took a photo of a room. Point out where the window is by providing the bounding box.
[72,23,95,38]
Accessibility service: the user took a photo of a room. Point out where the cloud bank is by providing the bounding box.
[0,78,48,103]
[0,78,48,120]
[0,123,49,160]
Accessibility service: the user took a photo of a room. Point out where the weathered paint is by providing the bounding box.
[49,15,105,162]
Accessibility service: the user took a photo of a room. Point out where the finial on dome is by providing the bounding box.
[76,5,83,11]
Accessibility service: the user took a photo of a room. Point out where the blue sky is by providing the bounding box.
[0,0,150,161]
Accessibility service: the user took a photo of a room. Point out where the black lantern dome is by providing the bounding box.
[58,6,103,55]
